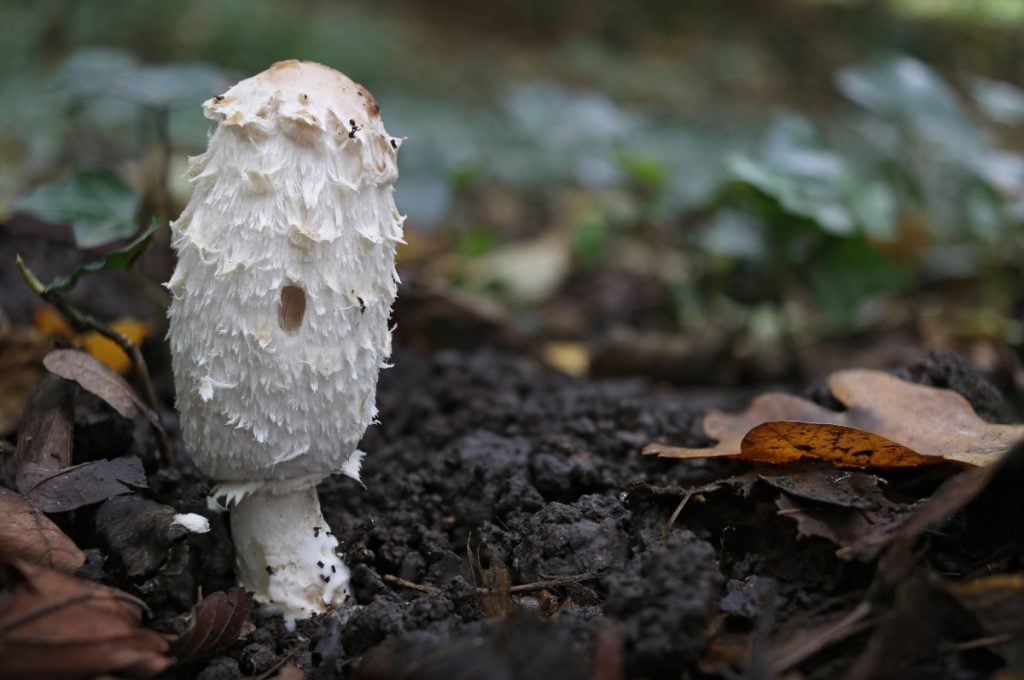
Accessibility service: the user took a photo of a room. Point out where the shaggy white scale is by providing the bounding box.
[167,60,403,625]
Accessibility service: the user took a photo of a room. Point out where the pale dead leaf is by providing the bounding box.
[43,349,156,425]
[0,487,85,572]
[827,369,1024,466]
[646,369,1024,467]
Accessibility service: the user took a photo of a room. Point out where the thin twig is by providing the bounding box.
[16,256,173,466]
[661,489,694,542]
[383,572,601,596]
[382,574,439,594]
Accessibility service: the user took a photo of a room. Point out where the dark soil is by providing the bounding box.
[2,222,1020,678]
[144,344,1013,679]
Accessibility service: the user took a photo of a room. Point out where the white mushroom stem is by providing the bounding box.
[166,60,402,622]
[231,486,349,628]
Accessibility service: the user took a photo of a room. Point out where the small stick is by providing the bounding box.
[16,257,173,466]
[382,572,601,596]
[661,489,694,542]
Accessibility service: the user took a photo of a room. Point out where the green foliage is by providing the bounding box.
[15,169,141,248]
[809,237,911,327]
[41,222,159,294]
[53,48,229,110]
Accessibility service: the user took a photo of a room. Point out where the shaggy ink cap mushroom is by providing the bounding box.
[167,60,403,627]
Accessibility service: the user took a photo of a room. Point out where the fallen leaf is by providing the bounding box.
[646,368,1024,467]
[13,374,75,495]
[947,574,1024,642]
[82,318,154,374]
[19,456,148,513]
[775,494,904,553]
[0,328,51,436]
[847,573,979,680]
[32,306,75,341]
[34,307,155,374]
[543,340,590,378]
[95,496,191,578]
[0,559,171,678]
[756,467,889,510]
[43,349,157,425]
[743,421,949,469]
[0,487,85,572]
[169,588,252,662]
[468,544,513,619]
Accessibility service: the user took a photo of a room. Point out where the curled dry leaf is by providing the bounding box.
[0,487,84,572]
[13,373,74,495]
[646,368,1024,467]
[169,587,252,662]
[43,349,157,425]
[18,455,147,513]
[0,559,171,679]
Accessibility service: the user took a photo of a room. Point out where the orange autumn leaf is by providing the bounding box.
[33,305,152,374]
[741,421,951,469]
[646,368,1024,467]
[82,319,153,374]
[32,306,75,341]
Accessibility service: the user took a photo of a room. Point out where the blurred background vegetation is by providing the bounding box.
[2,0,1024,389]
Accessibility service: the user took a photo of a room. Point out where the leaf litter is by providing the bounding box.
[646,368,1024,467]
[3,326,1024,677]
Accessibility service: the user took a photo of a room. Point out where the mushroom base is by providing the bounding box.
[231,486,350,628]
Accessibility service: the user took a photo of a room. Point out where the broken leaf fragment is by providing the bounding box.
[0,559,171,678]
[646,368,1024,467]
[0,487,85,573]
[169,587,252,662]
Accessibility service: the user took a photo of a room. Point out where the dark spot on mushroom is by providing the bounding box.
[390,139,397,149]
[348,119,361,139]
[331,565,336,573]
[326,531,333,538]
[317,560,325,568]
[313,527,321,538]
[214,95,225,103]
[265,566,274,575]
[356,296,366,314]
[321,574,331,583]
[278,284,306,334]
[300,93,309,102]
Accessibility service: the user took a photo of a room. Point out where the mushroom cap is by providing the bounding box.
[204,60,387,138]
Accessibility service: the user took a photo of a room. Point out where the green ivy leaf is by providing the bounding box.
[44,222,159,293]
[15,170,142,249]
[810,237,910,328]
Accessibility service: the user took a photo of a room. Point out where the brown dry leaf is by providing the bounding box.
[0,327,51,436]
[0,487,84,572]
[0,559,171,678]
[13,374,74,496]
[43,349,155,423]
[646,368,1024,467]
[169,587,252,662]
[467,544,513,619]
[775,494,902,553]
[947,574,1024,641]
[19,456,148,513]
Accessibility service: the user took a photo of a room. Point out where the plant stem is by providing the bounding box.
[15,256,173,467]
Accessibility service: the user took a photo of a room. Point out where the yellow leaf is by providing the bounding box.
[646,368,1024,468]
[81,319,153,375]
